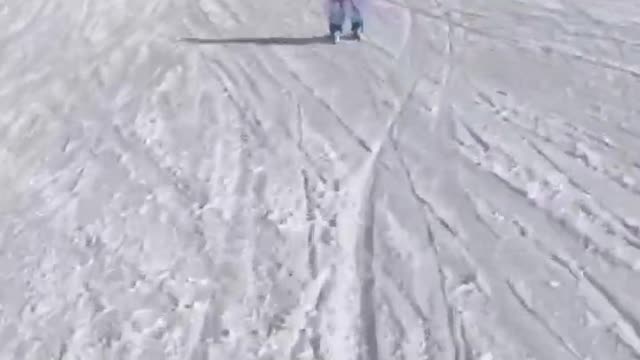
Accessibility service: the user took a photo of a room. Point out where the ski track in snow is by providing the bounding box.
[1,0,640,359]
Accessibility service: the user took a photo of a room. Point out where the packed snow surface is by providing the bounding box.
[2,0,640,359]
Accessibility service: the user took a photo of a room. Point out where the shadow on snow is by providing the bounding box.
[178,35,335,46]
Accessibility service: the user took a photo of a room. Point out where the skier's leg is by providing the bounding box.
[329,23,342,35]
[328,1,346,35]
[351,17,363,33]
[349,1,363,35]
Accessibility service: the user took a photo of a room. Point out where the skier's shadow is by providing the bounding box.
[178,35,333,46]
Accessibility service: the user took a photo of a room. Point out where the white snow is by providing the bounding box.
[1,0,640,359]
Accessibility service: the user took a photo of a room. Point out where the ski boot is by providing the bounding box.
[329,23,343,44]
[351,21,363,41]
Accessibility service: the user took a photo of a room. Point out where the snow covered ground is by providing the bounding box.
[1,0,640,358]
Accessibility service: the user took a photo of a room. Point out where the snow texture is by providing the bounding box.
[1,0,640,359]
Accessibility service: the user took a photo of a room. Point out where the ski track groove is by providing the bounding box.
[377,259,429,323]
[185,20,384,357]
[268,55,373,154]
[331,78,422,359]
[505,280,583,360]
[458,319,475,360]
[109,117,202,210]
[437,151,582,358]
[457,181,586,359]
[213,50,329,184]
[379,292,409,359]
[379,11,464,356]
[461,88,640,261]
[206,58,275,150]
[421,162,584,360]
[510,116,640,203]
[465,202,596,359]
[214,39,376,157]
[466,137,640,273]
[216,39,351,352]
[3,0,640,358]
[546,252,640,357]
[358,167,380,360]
[581,272,640,357]
[249,54,348,181]
[458,159,640,357]
[526,140,640,250]
[302,169,319,280]
[426,223,464,360]
[377,267,433,357]
[195,36,372,179]
[388,140,462,359]
[277,9,444,354]
[471,83,637,164]
[92,69,212,240]
[345,55,440,355]
[387,0,640,79]
[388,103,462,359]
[295,104,329,184]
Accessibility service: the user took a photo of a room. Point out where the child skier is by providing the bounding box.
[327,0,364,42]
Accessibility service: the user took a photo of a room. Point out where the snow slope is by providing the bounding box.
[1,0,640,359]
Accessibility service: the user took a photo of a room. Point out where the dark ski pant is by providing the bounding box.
[329,2,363,35]
[329,20,362,35]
